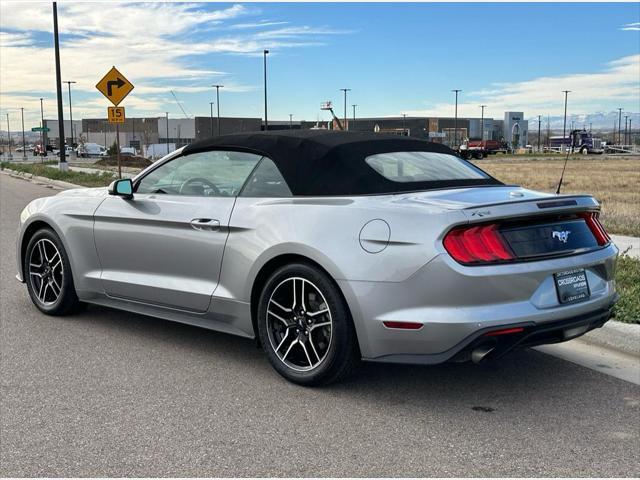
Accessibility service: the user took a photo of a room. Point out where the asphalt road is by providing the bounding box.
[1,172,639,477]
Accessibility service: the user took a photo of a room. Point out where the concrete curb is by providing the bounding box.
[1,166,82,190]
[580,320,640,358]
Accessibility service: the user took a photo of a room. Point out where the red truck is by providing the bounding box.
[458,139,509,159]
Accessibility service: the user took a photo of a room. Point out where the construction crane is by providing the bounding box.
[170,90,191,119]
[320,101,344,131]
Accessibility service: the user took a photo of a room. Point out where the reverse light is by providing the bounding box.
[443,223,515,264]
[579,212,610,246]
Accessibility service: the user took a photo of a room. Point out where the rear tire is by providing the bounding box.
[257,263,359,386]
[24,228,81,316]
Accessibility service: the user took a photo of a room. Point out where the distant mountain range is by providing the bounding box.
[527,111,639,132]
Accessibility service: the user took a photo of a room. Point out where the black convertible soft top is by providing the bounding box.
[183,130,502,196]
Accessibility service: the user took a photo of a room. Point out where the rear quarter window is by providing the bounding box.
[365,151,489,182]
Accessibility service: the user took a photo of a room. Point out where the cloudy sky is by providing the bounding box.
[0,1,639,128]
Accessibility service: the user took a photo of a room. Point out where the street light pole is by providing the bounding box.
[624,115,629,145]
[212,84,223,136]
[479,105,486,141]
[452,89,461,148]
[617,108,622,145]
[352,104,357,131]
[165,112,169,155]
[52,2,67,168]
[537,114,542,153]
[402,113,407,134]
[20,107,26,160]
[209,102,214,137]
[39,98,44,157]
[263,50,269,130]
[562,90,570,152]
[6,113,12,159]
[64,80,76,156]
[340,88,351,131]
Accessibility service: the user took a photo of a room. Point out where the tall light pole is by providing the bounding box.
[39,97,45,155]
[165,112,170,154]
[617,108,623,145]
[63,80,76,154]
[562,90,570,152]
[263,50,269,130]
[479,105,487,141]
[340,88,351,131]
[624,115,629,145]
[452,89,461,147]
[209,102,214,137]
[352,104,357,131]
[289,114,293,129]
[211,84,223,135]
[5,113,12,159]
[537,115,542,153]
[20,107,26,160]
[52,2,67,168]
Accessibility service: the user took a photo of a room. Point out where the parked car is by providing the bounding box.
[77,143,106,158]
[15,131,618,385]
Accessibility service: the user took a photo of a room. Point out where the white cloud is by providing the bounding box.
[0,1,349,125]
[402,55,640,119]
[621,22,640,31]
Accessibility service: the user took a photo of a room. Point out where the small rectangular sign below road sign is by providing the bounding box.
[108,106,126,124]
[31,127,50,132]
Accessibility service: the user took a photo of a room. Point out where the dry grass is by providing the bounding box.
[472,156,640,237]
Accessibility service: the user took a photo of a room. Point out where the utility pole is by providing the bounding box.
[562,90,570,153]
[165,112,170,155]
[209,102,214,137]
[289,114,293,129]
[537,115,542,153]
[352,104,357,131]
[63,80,76,156]
[617,108,623,145]
[479,105,486,141]
[211,85,223,136]
[452,89,461,148]
[402,113,407,134]
[5,113,12,159]
[340,88,351,131]
[52,2,67,169]
[20,107,26,160]
[132,117,135,151]
[263,50,269,130]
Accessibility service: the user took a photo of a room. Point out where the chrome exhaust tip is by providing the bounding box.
[471,344,495,364]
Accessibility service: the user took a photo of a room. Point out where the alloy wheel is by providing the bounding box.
[29,238,64,305]
[266,277,333,372]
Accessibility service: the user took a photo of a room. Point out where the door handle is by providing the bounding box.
[190,218,220,231]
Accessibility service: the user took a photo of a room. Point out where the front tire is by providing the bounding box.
[24,228,81,316]
[257,263,359,386]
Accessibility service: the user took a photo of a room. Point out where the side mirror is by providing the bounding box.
[108,178,133,199]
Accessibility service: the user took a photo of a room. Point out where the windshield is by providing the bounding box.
[365,151,490,183]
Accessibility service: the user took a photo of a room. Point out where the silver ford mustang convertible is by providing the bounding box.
[16,131,618,385]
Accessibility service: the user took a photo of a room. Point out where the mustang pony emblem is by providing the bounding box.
[552,230,571,243]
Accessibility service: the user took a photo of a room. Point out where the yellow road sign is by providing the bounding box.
[108,106,126,123]
[96,66,134,106]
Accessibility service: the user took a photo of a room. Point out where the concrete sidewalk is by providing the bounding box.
[611,234,640,258]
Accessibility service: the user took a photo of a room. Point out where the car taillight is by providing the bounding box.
[443,224,515,264]
[579,212,610,246]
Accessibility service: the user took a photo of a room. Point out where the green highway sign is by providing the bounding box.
[31,127,50,132]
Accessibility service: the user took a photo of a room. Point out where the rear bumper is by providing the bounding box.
[366,301,617,366]
[340,243,618,363]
